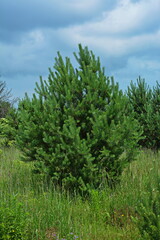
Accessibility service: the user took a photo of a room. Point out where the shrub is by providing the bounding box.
[0,197,28,240]
[0,104,18,148]
[17,44,141,193]
[0,116,17,147]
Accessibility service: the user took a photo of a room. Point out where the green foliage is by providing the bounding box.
[127,77,160,150]
[127,77,152,115]
[0,101,11,119]
[0,80,18,147]
[0,197,28,240]
[0,80,15,119]
[149,82,160,150]
[134,183,160,240]
[0,107,18,147]
[17,44,141,193]
[0,117,16,147]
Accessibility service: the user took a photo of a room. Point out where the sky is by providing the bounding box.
[0,0,160,100]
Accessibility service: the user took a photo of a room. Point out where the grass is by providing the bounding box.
[0,147,160,239]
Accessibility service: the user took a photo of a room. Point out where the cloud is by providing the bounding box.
[1,0,160,68]
[60,28,160,57]
[0,0,109,32]
[0,29,46,75]
[0,27,75,77]
[0,0,159,99]
[112,56,160,90]
[60,0,160,40]
[57,0,160,67]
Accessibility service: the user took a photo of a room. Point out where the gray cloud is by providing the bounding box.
[0,0,111,32]
[0,0,159,99]
[0,0,75,31]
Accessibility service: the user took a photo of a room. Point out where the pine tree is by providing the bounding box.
[147,82,160,150]
[127,78,160,150]
[17,45,141,193]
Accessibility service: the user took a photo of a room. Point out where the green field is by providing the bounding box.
[0,147,160,239]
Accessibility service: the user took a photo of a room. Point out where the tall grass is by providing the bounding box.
[0,147,160,239]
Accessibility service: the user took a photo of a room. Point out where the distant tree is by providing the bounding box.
[127,77,152,147]
[0,78,18,146]
[0,79,16,118]
[127,77,160,150]
[0,106,19,147]
[0,79,12,102]
[148,81,160,150]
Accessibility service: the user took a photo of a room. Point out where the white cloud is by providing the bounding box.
[62,0,160,35]
[58,26,160,59]
[102,0,154,33]
[56,0,160,59]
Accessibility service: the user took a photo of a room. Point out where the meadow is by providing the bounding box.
[0,147,160,240]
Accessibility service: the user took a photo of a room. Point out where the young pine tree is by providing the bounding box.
[147,82,160,150]
[127,78,160,150]
[17,45,141,193]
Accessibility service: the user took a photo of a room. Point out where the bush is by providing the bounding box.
[0,104,18,148]
[17,44,141,193]
[0,197,28,240]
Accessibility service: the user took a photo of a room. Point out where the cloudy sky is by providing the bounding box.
[0,0,160,99]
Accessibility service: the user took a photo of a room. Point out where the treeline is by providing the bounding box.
[0,45,159,194]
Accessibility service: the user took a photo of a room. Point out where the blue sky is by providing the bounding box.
[0,0,160,99]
